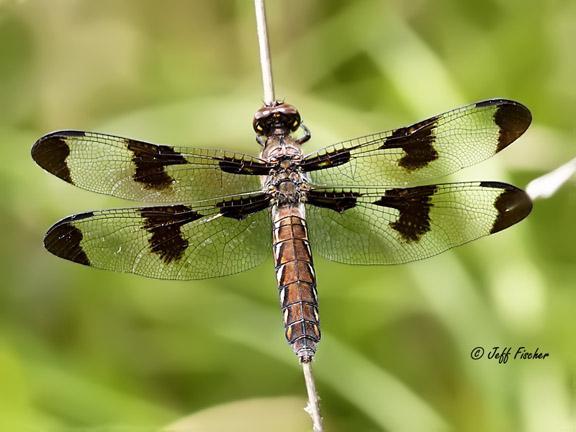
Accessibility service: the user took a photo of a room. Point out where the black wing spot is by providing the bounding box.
[217,195,271,220]
[140,205,202,263]
[32,132,83,184]
[479,182,533,233]
[373,185,437,242]
[44,212,94,266]
[381,116,439,171]
[492,102,532,152]
[302,149,352,172]
[127,140,187,190]
[307,190,360,213]
[218,156,271,175]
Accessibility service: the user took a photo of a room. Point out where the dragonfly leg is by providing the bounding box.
[296,123,311,145]
[256,134,267,146]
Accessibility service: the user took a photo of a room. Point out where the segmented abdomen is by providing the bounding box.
[272,204,320,362]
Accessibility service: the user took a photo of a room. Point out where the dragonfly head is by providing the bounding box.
[253,102,301,137]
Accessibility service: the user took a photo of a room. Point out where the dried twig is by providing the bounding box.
[526,156,576,200]
[254,0,275,105]
[302,361,323,432]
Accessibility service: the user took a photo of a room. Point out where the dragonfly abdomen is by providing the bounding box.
[272,204,320,362]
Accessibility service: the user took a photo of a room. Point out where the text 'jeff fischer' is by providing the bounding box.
[470,346,549,364]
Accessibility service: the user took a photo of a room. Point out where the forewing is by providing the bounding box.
[303,99,531,186]
[32,130,272,202]
[306,182,532,264]
[43,194,272,280]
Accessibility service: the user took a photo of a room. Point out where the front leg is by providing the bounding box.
[256,134,267,146]
[296,123,311,145]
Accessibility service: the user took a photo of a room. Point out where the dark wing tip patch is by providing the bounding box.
[44,215,92,266]
[32,131,86,184]
[476,99,532,151]
[495,102,532,151]
[480,182,532,233]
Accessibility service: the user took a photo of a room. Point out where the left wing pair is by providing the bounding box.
[32,99,533,279]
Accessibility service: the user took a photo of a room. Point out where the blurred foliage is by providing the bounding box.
[1,0,575,431]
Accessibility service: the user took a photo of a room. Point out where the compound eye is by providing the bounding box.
[253,119,264,133]
[290,115,301,131]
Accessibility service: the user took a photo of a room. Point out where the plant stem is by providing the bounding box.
[302,360,324,432]
[254,0,275,105]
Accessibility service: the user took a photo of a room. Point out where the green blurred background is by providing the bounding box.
[1,0,575,431]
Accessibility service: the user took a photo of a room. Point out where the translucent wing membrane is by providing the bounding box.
[303,99,531,187]
[43,193,273,280]
[306,182,532,264]
[31,130,272,202]
[34,100,534,280]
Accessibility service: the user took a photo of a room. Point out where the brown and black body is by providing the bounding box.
[254,103,320,363]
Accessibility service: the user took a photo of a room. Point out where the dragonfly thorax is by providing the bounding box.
[267,171,309,205]
[264,159,309,205]
[260,135,302,161]
[260,133,308,205]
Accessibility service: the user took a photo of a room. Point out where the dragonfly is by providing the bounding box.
[32,99,533,362]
